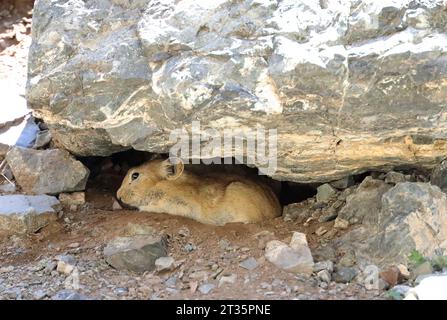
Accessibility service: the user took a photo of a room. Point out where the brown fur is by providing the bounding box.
[116,159,281,225]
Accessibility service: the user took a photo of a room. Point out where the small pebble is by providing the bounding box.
[239,257,259,271]
[198,283,216,294]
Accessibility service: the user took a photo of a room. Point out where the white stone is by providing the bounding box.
[405,275,447,300]
[218,274,237,287]
[155,256,175,272]
[265,239,314,275]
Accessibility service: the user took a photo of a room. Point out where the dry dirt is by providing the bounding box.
[0,169,384,300]
[0,189,380,300]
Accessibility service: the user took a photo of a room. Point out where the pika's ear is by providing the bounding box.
[162,158,184,180]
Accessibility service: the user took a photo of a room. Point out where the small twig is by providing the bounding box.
[1,173,15,186]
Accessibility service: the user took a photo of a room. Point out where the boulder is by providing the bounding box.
[338,176,391,225]
[371,183,447,265]
[338,182,447,267]
[5,147,89,195]
[103,234,168,273]
[27,0,447,183]
[0,194,60,234]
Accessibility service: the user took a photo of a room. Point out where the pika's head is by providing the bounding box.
[116,158,184,208]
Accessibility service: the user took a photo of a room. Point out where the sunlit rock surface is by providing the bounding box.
[27,0,447,182]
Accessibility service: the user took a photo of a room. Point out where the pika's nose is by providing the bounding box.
[117,197,126,208]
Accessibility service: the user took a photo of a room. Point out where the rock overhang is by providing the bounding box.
[26,0,447,183]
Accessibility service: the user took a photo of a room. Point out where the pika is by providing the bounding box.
[116,158,281,225]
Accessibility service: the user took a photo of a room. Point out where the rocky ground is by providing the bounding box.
[0,178,382,300]
[1,160,446,300]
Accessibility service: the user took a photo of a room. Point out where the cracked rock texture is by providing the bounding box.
[6,147,90,195]
[0,194,60,235]
[27,0,447,182]
[337,182,447,267]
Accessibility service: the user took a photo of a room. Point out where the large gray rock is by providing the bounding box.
[339,182,447,267]
[103,234,168,273]
[6,147,89,195]
[371,183,447,265]
[27,0,447,183]
[338,176,392,225]
[0,194,60,234]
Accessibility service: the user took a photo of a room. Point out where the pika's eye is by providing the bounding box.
[131,172,140,180]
